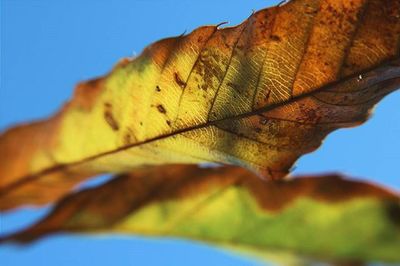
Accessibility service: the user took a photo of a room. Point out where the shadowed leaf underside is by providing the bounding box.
[2,165,400,265]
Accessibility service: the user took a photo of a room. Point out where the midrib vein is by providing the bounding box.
[0,57,399,197]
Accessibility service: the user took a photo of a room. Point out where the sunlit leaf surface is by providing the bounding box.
[1,0,399,210]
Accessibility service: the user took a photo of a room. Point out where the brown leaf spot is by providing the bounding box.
[156,104,167,114]
[104,103,119,131]
[174,72,186,88]
[104,111,119,131]
[270,34,281,42]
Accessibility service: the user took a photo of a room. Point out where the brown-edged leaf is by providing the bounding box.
[1,0,399,210]
[2,165,399,265]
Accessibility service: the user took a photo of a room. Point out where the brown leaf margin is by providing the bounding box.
[1,165,399,244]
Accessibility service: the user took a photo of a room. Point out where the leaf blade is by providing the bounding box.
[3,165,399,264]
[1,0,399,210]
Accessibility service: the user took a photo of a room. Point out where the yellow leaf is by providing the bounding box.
[1,0,399,210]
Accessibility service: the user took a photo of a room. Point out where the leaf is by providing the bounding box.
[2,165,400,265]
[1,0,399,210]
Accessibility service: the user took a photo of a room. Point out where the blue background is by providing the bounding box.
[1,0,399,265]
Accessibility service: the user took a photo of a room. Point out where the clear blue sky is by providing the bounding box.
[0,0,399,265]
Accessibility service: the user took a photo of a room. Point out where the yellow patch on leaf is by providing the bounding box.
[0,0,399,210]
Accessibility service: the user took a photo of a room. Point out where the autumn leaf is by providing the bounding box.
[2,165,399,265]
[1,0,399,211]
